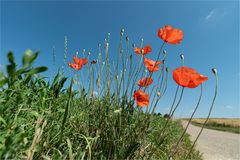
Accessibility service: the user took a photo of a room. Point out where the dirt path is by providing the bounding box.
[182,121,240,160]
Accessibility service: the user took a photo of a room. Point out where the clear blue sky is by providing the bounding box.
[0,1,239,118]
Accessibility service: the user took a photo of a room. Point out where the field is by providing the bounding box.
[191,118,240,134]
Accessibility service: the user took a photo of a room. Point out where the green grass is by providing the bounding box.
[191,121,240,134]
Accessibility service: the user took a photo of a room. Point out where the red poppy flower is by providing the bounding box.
[158,25,183,44]
[69,56,88,70]
[134,45,152,55]
[133,89,149,107]
[138,77,153,87]
[68,62,82,70]
[144,58,162,72]
[173,67,208,88]
[73,57,88,65]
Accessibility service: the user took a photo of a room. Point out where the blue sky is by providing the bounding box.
[0,1,239,118]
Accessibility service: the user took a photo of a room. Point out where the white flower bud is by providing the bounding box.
[180,54,184,60]
[212,68,217,74]
[163,50,167,55]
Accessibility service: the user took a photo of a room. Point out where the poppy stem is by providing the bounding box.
[170,84,203,158]
[186,69,218,159]
[158,85,180,140]
[150,68,169,114]
[148,53,168,114]
[170,87,185,117]
[143,42,165,93]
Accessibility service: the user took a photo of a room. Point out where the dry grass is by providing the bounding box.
[192,118,240,127]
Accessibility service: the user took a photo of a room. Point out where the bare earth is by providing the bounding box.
[182,121,240,160]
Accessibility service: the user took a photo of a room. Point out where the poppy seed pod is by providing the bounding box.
[212,68,217,75]
[126,36,129,41]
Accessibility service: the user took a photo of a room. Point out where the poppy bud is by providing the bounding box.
[130,55,133,59]
[144,69,148,73]
[141,49,144,54]
[166,67,169,72]
[104,39,107,43]
[76,51,79,56]
[132,43,135,48]
[157,91,161,97]
[212,68,217,75]
[83,49,86,53]
[163,50,167,55]
[162,60,165,64]
[98,43,101,47]
[91,60,97,64]
[180,54,184,60]
[102,62,105,65]
[88,52,91,56]
[126,36,129,41]
[120,29,124,36]
[108,32,110,36]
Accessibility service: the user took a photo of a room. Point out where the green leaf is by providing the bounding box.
[0,77,8,88]
[0,116,7,126]
[22,50,39,68]
[7,51,15,64]
[27,66,48,75]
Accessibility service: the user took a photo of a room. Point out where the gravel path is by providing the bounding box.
[182,121,240,160]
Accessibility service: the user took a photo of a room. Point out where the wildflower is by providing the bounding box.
[69,56,88,70]
[144,58,162,72]
[68,62,82,70]
[73,57,88,65]
[134,45,152,55]
[133,89,149,107]
[138,77,153,87]
[173,67,208,88]
[158,25,183,44]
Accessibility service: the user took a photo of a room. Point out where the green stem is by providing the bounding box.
[186,70,218,159]
[171,84,202,158]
